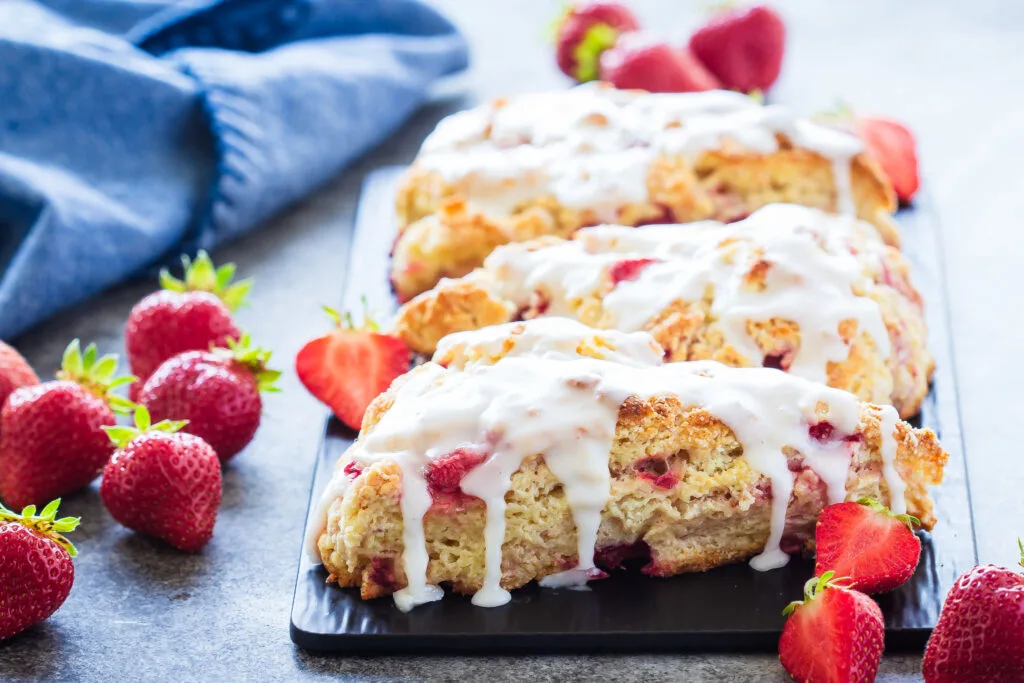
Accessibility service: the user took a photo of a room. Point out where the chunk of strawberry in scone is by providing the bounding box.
[424,447,489,502]
[609,258,658,285]
[808,421,863,444]
[634,456,680,489]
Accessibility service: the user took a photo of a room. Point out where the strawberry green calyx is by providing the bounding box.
[573,22,618,82]
[782,571,852,616]
[159,250,252,312]
[324,296,383,332]
[56,339,137,415]
[856,497,920,531]
[212,334,281,393]
[104,405,187,449]
[1019,538,1023,569]
[0,498,81,557]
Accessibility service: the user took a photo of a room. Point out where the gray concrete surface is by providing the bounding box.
[3,0,1022,680]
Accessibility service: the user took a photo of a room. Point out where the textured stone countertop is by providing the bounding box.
[3,0,1023,680]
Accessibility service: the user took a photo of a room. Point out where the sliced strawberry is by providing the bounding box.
[779,572,885,683]
[295,306,410,431]
[600,34,721,93]
[857,116,920,204]
[609,258,658,285]
[815,498,922,594]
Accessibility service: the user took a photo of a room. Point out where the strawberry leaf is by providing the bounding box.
[573,23,618,82]
[160,250,252,311]
[56,340,136,413]
[0,498,80,557]
[212,334,281,393]
[104,405,187,448]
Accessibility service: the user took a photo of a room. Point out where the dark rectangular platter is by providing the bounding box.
[290,166,976,654]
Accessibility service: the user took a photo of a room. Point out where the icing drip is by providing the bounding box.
[484,204,891,385]
[309,319,908,610]
[414,85,864,219]
[878,405,906,515]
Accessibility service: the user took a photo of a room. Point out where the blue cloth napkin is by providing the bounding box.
[0,0,468,339]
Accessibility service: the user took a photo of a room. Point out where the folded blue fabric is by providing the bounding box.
[0,0,468,338]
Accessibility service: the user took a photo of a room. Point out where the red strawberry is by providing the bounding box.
[0,341,134,509]
[689,4,786,93]
[125,251,250,383]
[0,498,79,640]
[296,306,410,431]
[857,116,920,204]
[0,341,38,415]
[138,335,279,463]
[922,542,1024,682]
[814,498,921,594]
[609,258,658,285]
[779,572,885,683]
[554,2,641,82]
[600,34,722,93]
[101,406,222,552]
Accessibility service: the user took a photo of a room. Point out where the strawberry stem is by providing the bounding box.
[104,405,188,449]
[323,300,385,333]
[572,22,619,82]
[856,497,920,531]
[159,250,252,312]
[211,334,281,393]
[0,498,80,557]
[56,340,137,415]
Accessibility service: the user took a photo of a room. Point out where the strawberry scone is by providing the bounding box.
[392,83,898,301]
[306,319,947,610]
[394,204,931,419]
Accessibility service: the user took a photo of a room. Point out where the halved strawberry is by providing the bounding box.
[295,305,410,431]
[857,116,920,204]
[817,106,920,204]
[814,498,921,594]
[779,571,885,683]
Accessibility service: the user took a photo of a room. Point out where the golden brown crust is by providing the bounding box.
[392,234,932,418]
[318,389,946,601]
[391,145,897,302]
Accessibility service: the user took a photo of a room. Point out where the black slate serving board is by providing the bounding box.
[290,166,976,654]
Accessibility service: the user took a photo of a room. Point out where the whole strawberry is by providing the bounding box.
[125,251,250,384]
[922,542,1024,682]
[554,2,641,82]
[815,498,922,594]
[0,498,79,640]
[779,572,884,683]
[600,33,722,93]
[0,340,38,415]
[296,305,410,431]
[689,4,786,93]
[138,335,279,462]
[0,341,134,509]
[101,406,222,552]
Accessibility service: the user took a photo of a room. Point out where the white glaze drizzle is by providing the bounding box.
[309,319,909,611]
[878,405,906,515]
[483,204,891,385]
[414,84,863,220]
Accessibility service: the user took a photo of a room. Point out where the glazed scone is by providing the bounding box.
[307,320,947,611]
[394,204,932,419]
[391,83,898,301]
